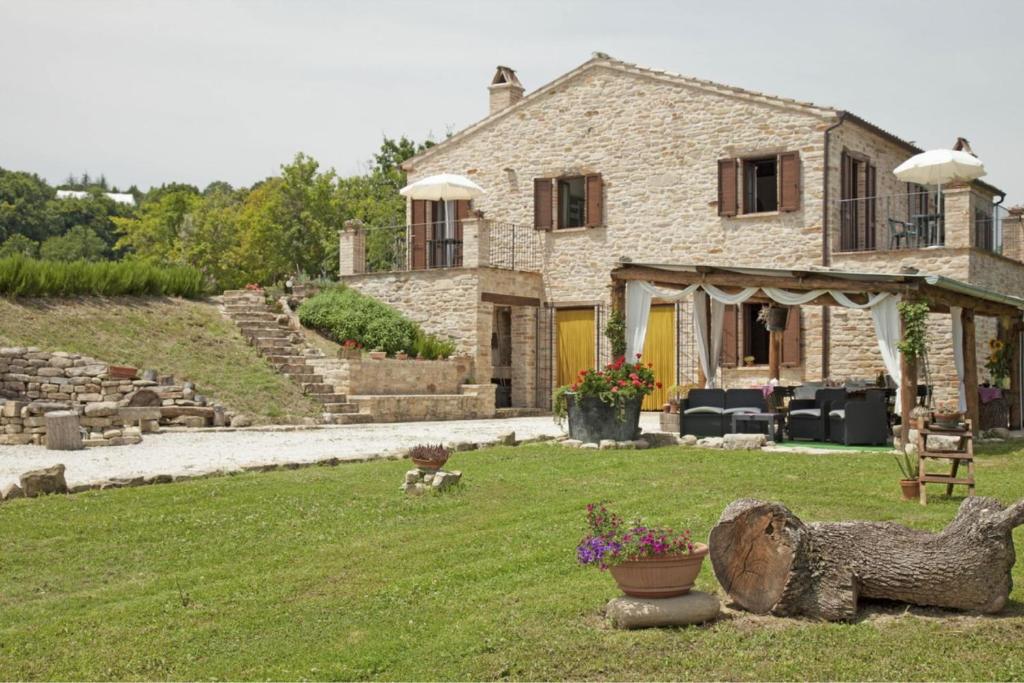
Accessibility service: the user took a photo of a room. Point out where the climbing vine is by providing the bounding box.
[605,309,627,359]
[897,301,930,360]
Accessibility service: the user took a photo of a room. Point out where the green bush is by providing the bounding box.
[0,256,206,298]
[298,286,455,358]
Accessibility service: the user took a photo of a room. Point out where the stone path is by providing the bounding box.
[0,415,664,489]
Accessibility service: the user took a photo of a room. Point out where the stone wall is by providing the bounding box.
[0,346,224,446]
[310,355,475,396]
[347,384,497,423]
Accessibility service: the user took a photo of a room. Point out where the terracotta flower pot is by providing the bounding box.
[396,352,409,360]
[608,543,709,598]
[369,351,386,360]
[899,479,920,501]
[107,365,138,380]
[411,456,448,471]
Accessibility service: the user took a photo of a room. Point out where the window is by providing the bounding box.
[742,304,770,364]
[557,177,586,228]
[743,158,778,214]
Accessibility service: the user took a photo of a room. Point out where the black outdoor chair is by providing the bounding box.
[828,390,890,446]
[788,388,846,442]
[888,218,919,249]
[724,389,768,433]
[679,389,726,437]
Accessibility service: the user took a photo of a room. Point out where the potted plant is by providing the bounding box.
[894,451,919,501]
[552,354,659,442]
[368,348,386,361]
[395,351,409,361]
[408,443,450,471]
[338,339,362,360]
[577,503,707,598]
[757,305,789,332]
[743,355,755,367]
[932,403,962,430]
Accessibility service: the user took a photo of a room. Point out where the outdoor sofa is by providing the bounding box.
[680,388,767,438]
[787,388,847,441]
[828,389,890,445]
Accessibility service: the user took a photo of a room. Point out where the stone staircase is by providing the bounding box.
[220,290,371,425]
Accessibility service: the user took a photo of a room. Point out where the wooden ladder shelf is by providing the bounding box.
[916,417,975,505]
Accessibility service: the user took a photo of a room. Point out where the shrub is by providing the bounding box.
[0,256,206,298]
[297,286,455,357]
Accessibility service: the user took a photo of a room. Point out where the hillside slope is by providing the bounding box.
[0,297,321,423]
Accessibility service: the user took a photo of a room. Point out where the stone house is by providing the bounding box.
[339,53,1023,412]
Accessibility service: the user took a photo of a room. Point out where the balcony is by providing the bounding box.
[829,188,1014,260]
[340,218,544,275]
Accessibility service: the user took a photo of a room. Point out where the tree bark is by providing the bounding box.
[709,497,1024,621]
[44,410,83,450]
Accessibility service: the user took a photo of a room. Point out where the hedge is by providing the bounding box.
[0,256,207,298]
[297,286,456,358]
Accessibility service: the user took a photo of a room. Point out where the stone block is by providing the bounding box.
[606,591,720,629]
[680,434,698,446]
[2,482,24,500]
[2,400,27,417]
[723,433,766,450]
[599,439,617,450]
[83,401,119,417]
[19,464,68,497]
[696,437,724,449]
[171,415,206,428]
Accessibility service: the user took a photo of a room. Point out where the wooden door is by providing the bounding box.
[556,308,595,387]
[641,304,676,410]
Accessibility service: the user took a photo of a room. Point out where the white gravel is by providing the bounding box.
[0,416,675,489]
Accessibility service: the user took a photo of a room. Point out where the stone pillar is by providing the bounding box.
[511,306,537,408]
[1002,207,1024,262]
[462,218,490,269]
[339,220,366,276]
[942,186,973,250]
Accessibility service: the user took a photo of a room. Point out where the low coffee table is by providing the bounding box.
[731,412,784,443]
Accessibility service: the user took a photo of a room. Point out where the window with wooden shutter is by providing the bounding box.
[410,199,428,270]
[718,159,738,217]
[865,164,877,250]
[720,305,738,367]
[585,174,603,227]
[781,307,802,366]
[534,178,553,230]
[778,151,800,212]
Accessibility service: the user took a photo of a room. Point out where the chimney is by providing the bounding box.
[489,66,524,115]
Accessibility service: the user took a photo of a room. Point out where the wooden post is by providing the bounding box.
[768,331,781,381]
[1011,316,1023,430]
[962,308,980,435]
[610,279,625,315]
[44,411,83,450]
[899,316,918,447]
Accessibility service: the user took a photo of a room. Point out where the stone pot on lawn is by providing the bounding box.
[609,544,710,598]
[566,393,642,443]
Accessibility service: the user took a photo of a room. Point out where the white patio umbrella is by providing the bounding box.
[399,173,485,201]
[894,149,986,212]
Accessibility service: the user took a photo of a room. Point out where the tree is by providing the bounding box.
[39,225,107,261]
[0,167,58,243]
[113,187,200,263]
[0,234,39,258]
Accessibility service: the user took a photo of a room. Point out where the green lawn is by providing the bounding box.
[2,442,1024,680]
[0,296,321,423]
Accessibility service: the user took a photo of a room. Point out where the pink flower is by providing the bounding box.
[611,386,619,393]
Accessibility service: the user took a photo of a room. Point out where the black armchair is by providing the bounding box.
[788,388,846,442]
[724,389,768,432]
[829,390,889,445]
[679,389,726,437]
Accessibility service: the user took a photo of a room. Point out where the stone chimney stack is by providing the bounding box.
[489,66,524,115]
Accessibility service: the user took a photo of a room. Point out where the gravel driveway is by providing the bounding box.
[0,416,667,489]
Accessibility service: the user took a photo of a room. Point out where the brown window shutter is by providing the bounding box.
[717,159,738,217]
[781,307,802,366]
[865,164,877,249]
[585,174,604,227]
[454,200,471,241]
[720,305,738,367]
[778,151,800,212]
[410,199,428,270]
[534,178,553,230]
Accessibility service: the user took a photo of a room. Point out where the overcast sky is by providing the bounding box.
[2,0,1022,202]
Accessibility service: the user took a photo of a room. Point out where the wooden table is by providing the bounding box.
[916,417,975,505]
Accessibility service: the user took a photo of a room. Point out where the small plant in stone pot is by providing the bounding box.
[408,443,451,471]
[894,451,920,501]
[577,502,707,598]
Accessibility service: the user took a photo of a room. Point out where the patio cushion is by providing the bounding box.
[789,408,821,417]
[724,407,763,415]
[684,406,724,415]
[829,409,846,419]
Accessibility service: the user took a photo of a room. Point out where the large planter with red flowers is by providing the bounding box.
[566,393,642,443]
[609,543,709,598]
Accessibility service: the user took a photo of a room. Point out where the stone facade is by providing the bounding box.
[341,55,1022,410]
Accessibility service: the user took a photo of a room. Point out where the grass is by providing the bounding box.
[1,441,1024,680]
[0,296,321,423]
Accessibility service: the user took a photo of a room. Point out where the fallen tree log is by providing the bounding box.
[708,497,1024,621]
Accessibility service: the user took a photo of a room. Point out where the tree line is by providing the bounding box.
[0,136,432,290]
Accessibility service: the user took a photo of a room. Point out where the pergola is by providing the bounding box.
[610,262,1024,442]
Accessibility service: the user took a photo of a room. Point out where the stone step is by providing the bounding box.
[302,383,335,395]
[276,363,313,374]
[315,393,348,404]
[254,337,295,348]
[323,413,374,425]
[287,373,322,384]
[258,345,296,357]
[265,355,309,366]
[322,402,359,414]
[240,327,290,339]
[232,313,278,323]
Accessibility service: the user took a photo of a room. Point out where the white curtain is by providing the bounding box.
[702,284,759,306]
[625,280,697,360]
[871,295,903,414]
[951,306,966,412]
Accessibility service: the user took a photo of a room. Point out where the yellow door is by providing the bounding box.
[556,308,595,387]
[641,304,676,410]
